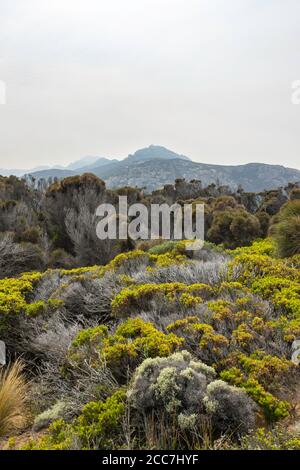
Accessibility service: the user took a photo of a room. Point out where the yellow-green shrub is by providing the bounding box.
[24,390,126,450]
[111,282,214,316]
[237,352,294,389]
[70,318,183,381]
[71,325,109,349]
[220,367,290,422]
[167,316,229,361]
[228,238,275,257]
[242,427,300,450]
[24,301,47,317]
[0,272,42,316]
[232,324,254,349]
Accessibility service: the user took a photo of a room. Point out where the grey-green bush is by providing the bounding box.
[204,380,256,436]
[128,351,256,438]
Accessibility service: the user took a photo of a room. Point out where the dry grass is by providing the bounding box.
[142,413,215,450]
[0,360,28,437]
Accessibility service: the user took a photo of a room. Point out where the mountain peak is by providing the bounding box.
[67,156,102,171]
[126,145,190,163]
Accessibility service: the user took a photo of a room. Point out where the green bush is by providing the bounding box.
[220,367,290,422]
[270,200,300,257]
[207,209,261,249]
[69,318,183,381]
[24,390,126,450]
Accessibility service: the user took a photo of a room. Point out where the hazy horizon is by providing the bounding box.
[1,0,300,170]
[2,143,300,173]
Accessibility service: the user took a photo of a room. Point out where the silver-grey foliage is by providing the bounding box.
[134,258,228,287]
[204,380,256,436]
[128,351,256,438]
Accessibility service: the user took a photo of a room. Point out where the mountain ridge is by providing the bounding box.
[1,145,300,192]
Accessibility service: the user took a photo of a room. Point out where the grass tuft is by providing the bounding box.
[0,360,28,437]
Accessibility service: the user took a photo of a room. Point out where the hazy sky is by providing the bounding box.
[0,0,300,169]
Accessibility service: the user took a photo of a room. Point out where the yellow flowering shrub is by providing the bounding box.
[220,367,290,422]
[104,250,151,272]
[228,238,276,257]
[111,282,214,316]
[0,272,42,316]
[232,324,254,349]
[23,390,126,450]
[60,265,104,277]
[237,351,294,388]
[242,427,300,450]
[167,316,229,361]
[70,318,183,380]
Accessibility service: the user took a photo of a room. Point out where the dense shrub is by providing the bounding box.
[128,351,256,440]
[167,316,229,363]
[270,200,300,257]
[220,367,290,422]
[290,188,300,201]
[69,318,183,381]
[204,380,256,436]
[128,351,214,412]
[0,234,45,279]
[33,401,67,432]
[207,209,261,249]
[0,272,42,316]
[25,390,126,450]
[111,282,214,317]
[228,241,300,322]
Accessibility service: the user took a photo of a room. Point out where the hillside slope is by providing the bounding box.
[24,146,300,192]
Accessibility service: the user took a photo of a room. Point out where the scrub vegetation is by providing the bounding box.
[0,175,300,450]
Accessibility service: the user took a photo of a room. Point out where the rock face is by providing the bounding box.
[21,145,300,192]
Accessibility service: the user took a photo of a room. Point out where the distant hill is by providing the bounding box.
[0,165,52,177]
[67,156,116,171]
[90,157,300,192]
[83,146,300,192]
[0,155,115,179]
[4,145,300,192]
[66,156,101,171]
[75,157,118,173]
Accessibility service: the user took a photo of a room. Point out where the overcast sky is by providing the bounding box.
[0,0,300,169]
